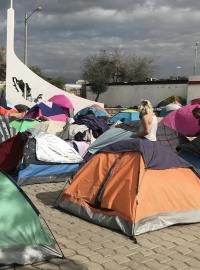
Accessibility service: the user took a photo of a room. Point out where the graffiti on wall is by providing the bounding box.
[12,77,32,99]
[12,77,43,103]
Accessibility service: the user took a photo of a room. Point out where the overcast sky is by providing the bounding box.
[1,0,200,81]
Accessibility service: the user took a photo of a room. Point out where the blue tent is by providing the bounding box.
[159,108,173,117]
[16,137,81,185]
[109,110,140,123]
[75,106,109,119]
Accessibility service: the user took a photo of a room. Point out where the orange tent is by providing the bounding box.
[58,139,200,237]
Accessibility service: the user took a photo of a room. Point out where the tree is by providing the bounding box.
[82,50,114,101]
[29,65,65,90]
[46,76,66,90]
[125,56,154,82]
[82,49,154,101]
[109,49,154,82]
[29,66,45,79]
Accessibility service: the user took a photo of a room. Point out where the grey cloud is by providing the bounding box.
[1,0,200,80]
[156,0,200,10]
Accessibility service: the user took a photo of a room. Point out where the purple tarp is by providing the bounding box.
[101,138,191,170]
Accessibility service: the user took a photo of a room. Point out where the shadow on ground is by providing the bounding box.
[36,190,63,207]
[7,258,88,270]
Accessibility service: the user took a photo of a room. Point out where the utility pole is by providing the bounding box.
[24,6,42,66]
[0,9,6,49]
[193,41,199,76]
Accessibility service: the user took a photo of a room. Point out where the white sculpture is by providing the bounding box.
[6,0,102,112]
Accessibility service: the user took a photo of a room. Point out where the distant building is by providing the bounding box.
[64,83,82,96]
[64,80,88,97]
[76,80,88,85]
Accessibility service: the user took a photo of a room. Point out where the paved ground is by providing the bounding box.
[7,182,200,270]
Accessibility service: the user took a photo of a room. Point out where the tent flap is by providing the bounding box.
[0,171,62,266]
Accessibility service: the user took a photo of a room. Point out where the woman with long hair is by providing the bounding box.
[135,99,158,141]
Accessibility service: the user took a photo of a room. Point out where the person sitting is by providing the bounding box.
[135,99,158,141]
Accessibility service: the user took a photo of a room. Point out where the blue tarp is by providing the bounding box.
[17,163,80,185]
[88,127,134,154]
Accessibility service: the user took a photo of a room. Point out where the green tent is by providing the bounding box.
[9,118,40,132]
[0,170,62,266]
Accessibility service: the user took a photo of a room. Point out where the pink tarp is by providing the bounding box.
[42,114,67,122]
[48,95,74,110]
[161,104,200,136]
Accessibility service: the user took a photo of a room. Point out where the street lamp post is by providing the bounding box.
[24,6,42,66]
[176,66,182,80]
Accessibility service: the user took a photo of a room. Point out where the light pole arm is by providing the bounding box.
[26,8,40,22]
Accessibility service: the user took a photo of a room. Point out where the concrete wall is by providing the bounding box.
[86,83,188,107]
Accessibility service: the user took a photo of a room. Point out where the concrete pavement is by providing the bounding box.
[7,182,200,270]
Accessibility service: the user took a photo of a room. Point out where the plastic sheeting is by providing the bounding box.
[35,132,83,163]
